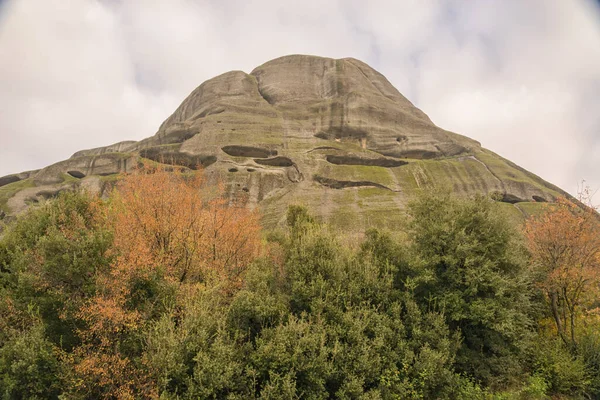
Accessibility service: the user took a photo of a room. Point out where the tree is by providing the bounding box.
[0,190,111,399]
[524,196,600,348]
[69,165,262,398]
[143,206,465,399]
[407,191,533,386]
[0,190,112,350]
[0,321,63,400]
[107,165,261,288]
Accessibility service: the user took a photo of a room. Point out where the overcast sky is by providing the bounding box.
[0,0,599,198]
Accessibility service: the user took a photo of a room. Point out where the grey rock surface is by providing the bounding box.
[0,55,567,229]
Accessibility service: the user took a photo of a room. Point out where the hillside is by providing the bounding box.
[0,55,568,228]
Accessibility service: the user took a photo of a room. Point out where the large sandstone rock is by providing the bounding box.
[0,55,568,229]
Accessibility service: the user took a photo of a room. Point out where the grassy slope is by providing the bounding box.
[0,179,35,213]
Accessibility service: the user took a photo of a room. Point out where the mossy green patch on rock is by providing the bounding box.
[476,150,563,199]
[495,202,528,226]
[98,174,123,184]
[0,179,35,213]
[362,208,405,230]
[514,201,551,218]
[61,173,81,184]
[328,204,361,231]
[357,187,396,200]
[317,163,395,188]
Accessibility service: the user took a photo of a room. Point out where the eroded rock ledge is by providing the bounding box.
[314,175,392,191]
[0,175,21,188]
[325,155,407,168]
[140,147,216,170]
[254,157,294,167]
[221,146,277,158]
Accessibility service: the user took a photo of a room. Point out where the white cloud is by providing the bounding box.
[0,0,598,199]
[0,0,169,173]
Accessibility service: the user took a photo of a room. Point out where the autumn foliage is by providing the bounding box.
[108,166,261,287]
[71,165,261,398]
[525,196,600,348]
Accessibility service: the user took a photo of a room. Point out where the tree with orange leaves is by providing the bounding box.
[524,194,600,348]
[107,164,261,288]
[71,164,262,399]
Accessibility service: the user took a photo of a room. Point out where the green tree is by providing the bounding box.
[145,206,464,399]
[0,321,63,400]
[0,191,112,350]
[407,191,534,387]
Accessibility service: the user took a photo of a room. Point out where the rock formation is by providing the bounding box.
[0,55,568,229]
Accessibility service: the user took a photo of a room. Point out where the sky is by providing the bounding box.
[0,0,599,198]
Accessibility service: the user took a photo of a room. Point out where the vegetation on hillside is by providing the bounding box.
[0,167,598,399]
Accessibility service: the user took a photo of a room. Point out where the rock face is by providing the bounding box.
[0,55,568,229]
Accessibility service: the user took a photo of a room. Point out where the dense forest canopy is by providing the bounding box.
[0,167,598,399]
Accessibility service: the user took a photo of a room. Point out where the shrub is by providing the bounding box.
[0,323,63,400]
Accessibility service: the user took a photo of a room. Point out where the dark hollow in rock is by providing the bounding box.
[502,193,525,204]
[140,147,217,169]
[221,145,277,158]
[159,128,197,145]
[532,195,547,203]
[396,136,407,143]
[190,107,225,121]
[228,168,238,173]
[242,187,249,192]
[379,149,439,160]
[492,192,525,204]
[247,168,256,172]
[254,157,294,167]
[435,143,468,157]
[314,126,368,141]
[326,155,407,168]
[307,146,342,153]
[313,175,392,191]
[0,175,21,188]
[67,170,86,179]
